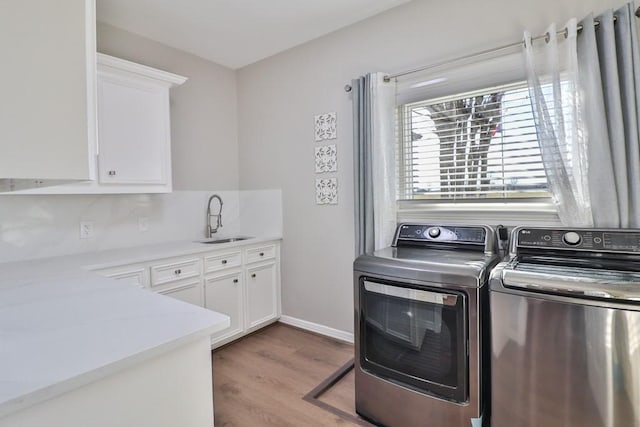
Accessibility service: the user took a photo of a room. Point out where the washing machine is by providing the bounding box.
[490,226,640,427]
[353,223,500,427]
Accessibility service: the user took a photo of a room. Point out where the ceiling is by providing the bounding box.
[96,0,412,69]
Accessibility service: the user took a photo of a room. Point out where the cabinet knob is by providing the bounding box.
[233,279,238,283]
[174,269,181,275]
[259,252,264,257]
[221,259,227,264]
[251,273,256,278]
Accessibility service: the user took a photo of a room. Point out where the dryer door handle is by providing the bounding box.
[363,281,458,306]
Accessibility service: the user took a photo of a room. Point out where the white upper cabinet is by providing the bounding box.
[98,76,167,184]
[11,54,187,194]
[96,54,186,189]
[0,0,97,192]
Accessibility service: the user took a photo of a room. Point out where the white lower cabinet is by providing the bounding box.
[204,271,244,346]
[245,262,278,333]
[204,250,242,274]
[95,265,149,289]
[92,240,281,348]
[150,257,201,287]
[205,243,281,348]
[158,279,203,306]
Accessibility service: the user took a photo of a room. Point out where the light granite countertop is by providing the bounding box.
[0,236,280,419]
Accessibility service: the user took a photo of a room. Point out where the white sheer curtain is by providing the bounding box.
[524,20,593,227]
[525,2,640,227]
[353,72,396,255]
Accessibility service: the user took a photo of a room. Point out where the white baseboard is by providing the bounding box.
[279,315,354,344]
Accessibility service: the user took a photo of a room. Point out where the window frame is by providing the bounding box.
[395,81,560,225]
[397,80,551,201]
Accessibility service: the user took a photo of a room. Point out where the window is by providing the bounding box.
[397,81,549,201]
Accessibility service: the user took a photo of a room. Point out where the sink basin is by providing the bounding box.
[198,237,252,244]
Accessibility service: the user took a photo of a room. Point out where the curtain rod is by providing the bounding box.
[344,7,640,92]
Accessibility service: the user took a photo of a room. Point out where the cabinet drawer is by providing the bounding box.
[158,280,202,306]
[204,251,242,274]
[96,266,149,289]
[151,258,201,287]
[245,244,277,264]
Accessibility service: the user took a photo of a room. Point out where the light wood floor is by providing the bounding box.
[211,322,364,427]
[317,369,358,419]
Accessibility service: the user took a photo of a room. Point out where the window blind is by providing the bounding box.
[397,81,551,200]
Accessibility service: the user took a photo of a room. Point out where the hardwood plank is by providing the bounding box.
[317,370,358,418]
[212,322,360,427]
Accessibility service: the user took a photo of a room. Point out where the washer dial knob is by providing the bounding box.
[427,227,441,238]
[563,231,582,246]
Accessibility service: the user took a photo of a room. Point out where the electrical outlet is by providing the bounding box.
[138,217,149,232]
[79,221,95,239]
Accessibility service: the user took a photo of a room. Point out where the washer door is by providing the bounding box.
[359,277,468,402]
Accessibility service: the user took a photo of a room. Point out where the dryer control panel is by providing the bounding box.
[395,224,488,248]
[515,227,640,254]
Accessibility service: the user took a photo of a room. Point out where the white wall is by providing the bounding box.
[236,0,623,333]
[97,22,239,191]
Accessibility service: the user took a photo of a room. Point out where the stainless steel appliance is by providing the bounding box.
[490,227,640,427]
[354,224,500,427]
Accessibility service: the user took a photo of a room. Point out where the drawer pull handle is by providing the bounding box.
[259,252,265,256]
[221,259,228,264]
[251,273,256,278]
[174,269,181,275]
[108,170,116,176]
[233,279,238,283]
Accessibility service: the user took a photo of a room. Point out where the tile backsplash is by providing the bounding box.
[0,189,282,263]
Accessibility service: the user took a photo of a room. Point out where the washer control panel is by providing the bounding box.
[516,228,640,253]
[396,224,487,245]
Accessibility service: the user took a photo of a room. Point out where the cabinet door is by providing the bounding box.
[245,262,279,332]
[0,0,95,185]
[159,280,202,306]
[97,75,169,184]
[204,271,244,346]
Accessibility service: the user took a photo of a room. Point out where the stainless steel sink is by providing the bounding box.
[198,237,252,244]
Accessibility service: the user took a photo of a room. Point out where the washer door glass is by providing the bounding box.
[360,278,467,402]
